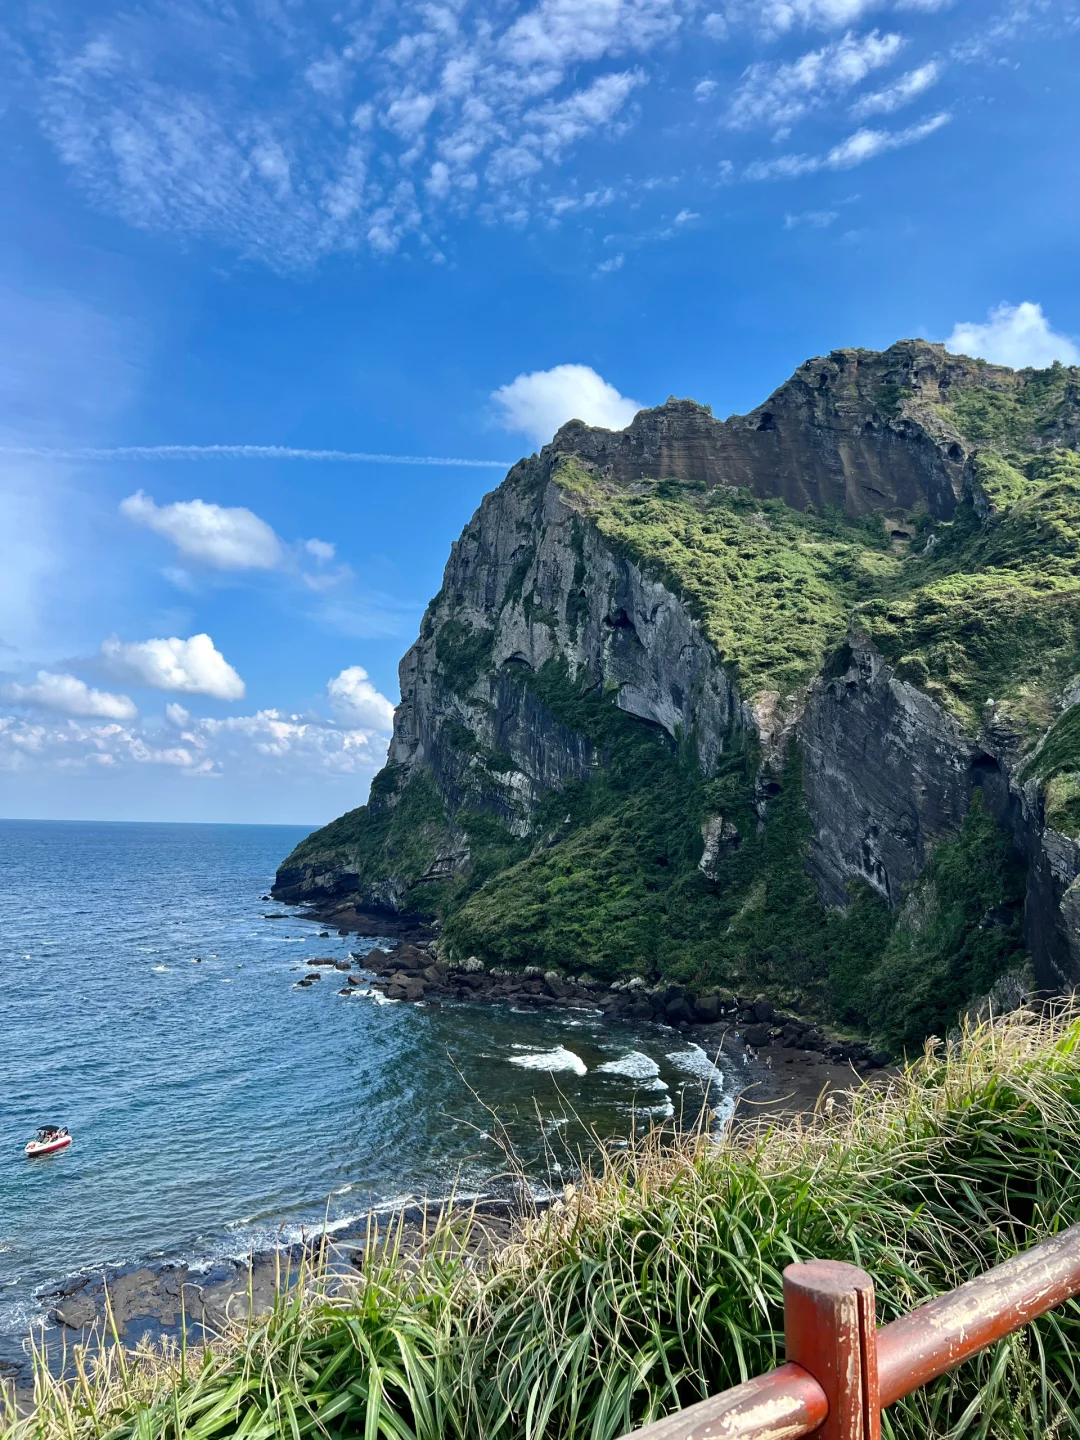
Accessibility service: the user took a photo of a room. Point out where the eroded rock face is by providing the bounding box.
[800,639,977,907]
[799,635,1080,989]
[387,462,745,834]
[551,341,1008,519]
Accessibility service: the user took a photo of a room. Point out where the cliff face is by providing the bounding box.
[388,462,744,813]
[273,460,745,910]
[555,340,1066,519]
[276,340,1080,1043]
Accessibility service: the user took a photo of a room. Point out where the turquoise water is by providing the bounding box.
[0,819,735,1363]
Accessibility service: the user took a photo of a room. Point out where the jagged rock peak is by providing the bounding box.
[546,339,1079,520]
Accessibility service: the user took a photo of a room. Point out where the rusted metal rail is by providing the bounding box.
[624,1223,1080,1440]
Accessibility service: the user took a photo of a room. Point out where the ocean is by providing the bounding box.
[0,818,735,1367]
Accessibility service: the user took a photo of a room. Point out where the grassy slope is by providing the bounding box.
[863,449,1080,740]
[555,464,899,698]
[16,1011,1080,1440]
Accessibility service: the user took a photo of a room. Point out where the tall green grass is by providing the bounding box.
[9,1009,1080,1440]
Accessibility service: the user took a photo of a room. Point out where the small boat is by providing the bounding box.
[25,1126,72,1157]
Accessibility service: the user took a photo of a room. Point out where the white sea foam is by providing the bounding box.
[152,964,169,973]
[666,1044,735,1127]
[596,1051,663,1084]
[666,1044,724,1084]
[348,987,398,1005]
[509,1046,587,1076]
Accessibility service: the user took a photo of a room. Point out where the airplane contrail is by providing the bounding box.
[0,443,512,468]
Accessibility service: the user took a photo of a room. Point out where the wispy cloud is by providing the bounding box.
[784,207,840,226]
[23,0,686,268]
[728,29,904,132]
[0,444,510,468]
[746,110,950,178]
[850,59,941,117]
[724,0,953,37]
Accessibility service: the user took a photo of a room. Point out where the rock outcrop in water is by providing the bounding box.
[276,340,1080,1048]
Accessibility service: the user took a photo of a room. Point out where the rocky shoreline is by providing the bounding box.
[340,937,892,1076]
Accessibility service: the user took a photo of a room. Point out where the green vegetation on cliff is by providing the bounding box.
[938,361,1078,449]
[557,446,1080,744]
[18,1013,1080,1440]
[555,459,897,697]
[1022,704,1080,836]
[862,449,1080,739]
[280,767,452,919]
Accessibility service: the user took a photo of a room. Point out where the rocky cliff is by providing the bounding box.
[276,340,1080,1049]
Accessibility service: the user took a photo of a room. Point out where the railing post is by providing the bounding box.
[783,1261,880,1440]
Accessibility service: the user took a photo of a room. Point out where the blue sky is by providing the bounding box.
[1,0,1077,824]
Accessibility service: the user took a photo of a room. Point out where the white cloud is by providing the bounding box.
[724,0,883,35]
[0,715,205,773]
[195,710,388,775]
[101,633,246,700]
[500,0,681,69]
[492,364,642,446]
[784,208,839,226]
[384,92,438,139]
[597,252,625,272]
[527,69,646,154]
[305,538,336,561]
[724,0,954,36]
[326,666,396,731]
[746,110,949,178]
[694,79,718,101]
[28,0,686,267]
[945,302,1080,370]
[728,30,904,131]
[3,670,138,720]
[120,490,284,570]
[0,708,390,780]
[850,60,941,118]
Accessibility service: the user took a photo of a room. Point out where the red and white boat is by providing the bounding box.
[25,1126,72,1157]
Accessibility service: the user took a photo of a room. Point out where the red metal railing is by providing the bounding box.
[623,1223,1080,1440]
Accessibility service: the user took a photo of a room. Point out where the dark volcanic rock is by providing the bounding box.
[551,342,991,520]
